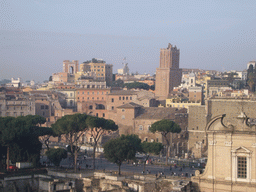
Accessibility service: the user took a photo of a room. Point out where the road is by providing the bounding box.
[41,156,197,177]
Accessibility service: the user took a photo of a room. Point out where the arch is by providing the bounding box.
[69,66,74,74]
[96,104,105,110]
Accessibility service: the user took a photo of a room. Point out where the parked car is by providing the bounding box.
[8,165,18,171]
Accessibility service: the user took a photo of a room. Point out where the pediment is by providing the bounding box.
[231,146,251,154]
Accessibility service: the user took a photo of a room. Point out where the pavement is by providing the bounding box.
[40,156,198,177]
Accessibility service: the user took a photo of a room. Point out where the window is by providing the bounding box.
[96,113,98,117]
[119,97,121,100]
[123,97,125,100]
[78,91,80,94]
[122,109,125,112]
[145,138,148,142]
[111,98,114,102]
[139,125,143,130]
[103,113,105,117]
[111,106,114,110]
[45,105,49,109]
[231,146,252,182]
[41,105,44,109]
[87,92,89,95]
[70,93,72,96]
[238,157,247,179]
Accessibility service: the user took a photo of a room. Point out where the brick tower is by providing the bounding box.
[155,43,182,100]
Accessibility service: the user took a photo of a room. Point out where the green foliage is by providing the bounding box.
[104,135,142,164]
[0,115,48,168]
[52,113,88,136]
[150,119,181,135]
[46,148,67,167]
[51,113,88,172]
[149,119,181,165]
[86,116,118,169]
[86,116,118,132]
[150,84,155,91]
[66,145,80,153]
[104,134,141,174]
[111,79,124,87]
[141,142,163,155]
[123,82,150,90]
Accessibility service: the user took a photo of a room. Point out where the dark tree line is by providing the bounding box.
[0,115,50,170]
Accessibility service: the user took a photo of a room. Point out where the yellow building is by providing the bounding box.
[166,99,201,109]
[80,59,113,86]
[192,112,256,191]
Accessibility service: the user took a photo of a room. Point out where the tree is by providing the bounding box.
[37,127,56,151]
[86,116,118,169]
[111,79,124,88]
[52,113,88,172]
[123,82,150,90]
[149,120,181,165]
[104,134,141,175]
[141,142,163,172]
[0,115,47,170]
[46,148,67,167]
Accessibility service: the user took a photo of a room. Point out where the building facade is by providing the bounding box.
[192,113,256,192]
[155,43,182,100]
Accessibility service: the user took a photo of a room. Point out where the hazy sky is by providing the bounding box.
[1,0,256,82]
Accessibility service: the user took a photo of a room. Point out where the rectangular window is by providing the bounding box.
[41,105,44,109]
[238,157,247,178]
[111,98,114,102]
[119,97,121,100]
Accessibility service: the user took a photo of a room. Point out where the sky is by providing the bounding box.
[1,0,256,82]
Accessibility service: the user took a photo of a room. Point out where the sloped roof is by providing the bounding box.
[117,102,143,108]
[135,107,187,120]
[109,90,137,95]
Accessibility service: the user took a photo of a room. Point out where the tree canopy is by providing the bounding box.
[150,119,181,165]
[123,82,150,90]
[52,113,88,172]
[104,134,141,175]
[46,148,67,167]
[0,115,48,170]
[150,120,181,135]
[86,116,118,169]
[141,141,164,172]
